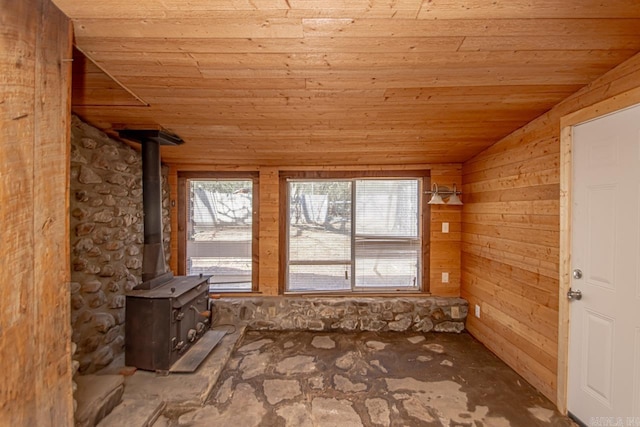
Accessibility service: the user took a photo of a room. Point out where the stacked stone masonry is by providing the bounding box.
[69,116,171,374]
[213,297,468,333]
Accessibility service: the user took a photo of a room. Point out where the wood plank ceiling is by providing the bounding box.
[54,0,640,166]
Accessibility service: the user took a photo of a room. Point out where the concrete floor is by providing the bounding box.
[156,330,575,427]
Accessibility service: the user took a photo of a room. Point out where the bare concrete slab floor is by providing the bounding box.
[159,331,575,427]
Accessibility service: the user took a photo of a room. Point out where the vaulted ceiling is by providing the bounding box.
[54,0,640,166]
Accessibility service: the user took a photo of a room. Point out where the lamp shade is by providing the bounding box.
[447,184,463,205]
[428,193,445,205]
[447,193,463,205]
[427,184,445,205]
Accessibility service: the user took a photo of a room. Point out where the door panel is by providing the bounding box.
[586,185,616,289]
[569,103,640,423]
[582,310,614,406]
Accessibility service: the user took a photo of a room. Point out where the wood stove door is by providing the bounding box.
[172,291,210,361]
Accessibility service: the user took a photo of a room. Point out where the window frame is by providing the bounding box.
[177,171,259,292]
[279,170,430,294]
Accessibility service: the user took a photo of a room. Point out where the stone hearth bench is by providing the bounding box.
[212,296,468,333]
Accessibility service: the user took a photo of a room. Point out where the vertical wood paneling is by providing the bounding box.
[259,167,280,295]
[0,2,38,423]
[462,51,640,404]
[33,1,73,424]
[0,0,73,425]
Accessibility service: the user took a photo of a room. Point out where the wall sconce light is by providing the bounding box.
[426,183,463,205]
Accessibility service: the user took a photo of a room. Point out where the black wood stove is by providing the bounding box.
[121,130,212,372]
[125,273,211,371]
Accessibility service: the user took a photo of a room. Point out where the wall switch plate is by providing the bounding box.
[475,304,481,318]
[441,272,449,283]
[451,306,460,318]
[442,222,449,233]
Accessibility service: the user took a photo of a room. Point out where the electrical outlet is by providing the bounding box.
[474,304,481,318]
[441,272,449,283]
[442,222,449,233]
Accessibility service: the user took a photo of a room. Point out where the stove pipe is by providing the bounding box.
[118,129,183,289]
[141,139,166,283]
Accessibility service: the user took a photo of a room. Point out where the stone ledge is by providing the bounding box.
[97,399,164,427]
[75,374,124,427]
[120,324,247,412]
[212,296,468,333]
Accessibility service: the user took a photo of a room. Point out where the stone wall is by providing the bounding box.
[69,116,171,373]
[213,297,468,333]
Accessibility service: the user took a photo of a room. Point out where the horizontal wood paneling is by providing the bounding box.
[76,50,636,69]
[429,166,462,296]
[463,298,557,400]
[54,0,640,167]
[52,0,640,20]
[69,18,640,39]
[417,0,640,19]
[0,0,73,425]
[461,51,640,404]
[76,36,466,54]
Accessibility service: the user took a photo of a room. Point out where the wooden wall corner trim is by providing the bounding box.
[557,124,573,415]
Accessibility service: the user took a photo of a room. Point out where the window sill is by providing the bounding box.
[283,291,432,297]
[208,291,433,298]
[209,291,263,298]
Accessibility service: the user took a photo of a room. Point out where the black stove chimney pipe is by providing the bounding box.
[118,129,183,289]
[141,139,166,283]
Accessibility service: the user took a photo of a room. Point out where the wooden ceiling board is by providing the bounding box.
[71,18,640,39]
[52,0,640,19]
[76,36,467,54]
[82,50,636,69]
[53,0,640,166]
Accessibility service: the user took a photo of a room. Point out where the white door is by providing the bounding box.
[569,103,640,424]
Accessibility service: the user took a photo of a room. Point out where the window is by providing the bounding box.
[178,173,258,292]
[283,172,427,292]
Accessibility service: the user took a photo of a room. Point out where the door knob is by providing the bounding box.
[567,288,582,301]
[572,269,583,279]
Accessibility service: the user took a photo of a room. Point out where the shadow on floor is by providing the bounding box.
[158,331,574,427]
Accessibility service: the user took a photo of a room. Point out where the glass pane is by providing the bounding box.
[355,180,419,238]
[288,264,351,292]
[355,239,420,288]
[286,177,422,292]
[288,181,351,263]
[187,180,252,291]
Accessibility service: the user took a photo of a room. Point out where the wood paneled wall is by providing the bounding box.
[430,165,462,297]
[258,167,280,295]
[169,164,461,297]
[0,0,74,425]
[461,52,640,403]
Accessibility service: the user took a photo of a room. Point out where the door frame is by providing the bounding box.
[558,86,640,414]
